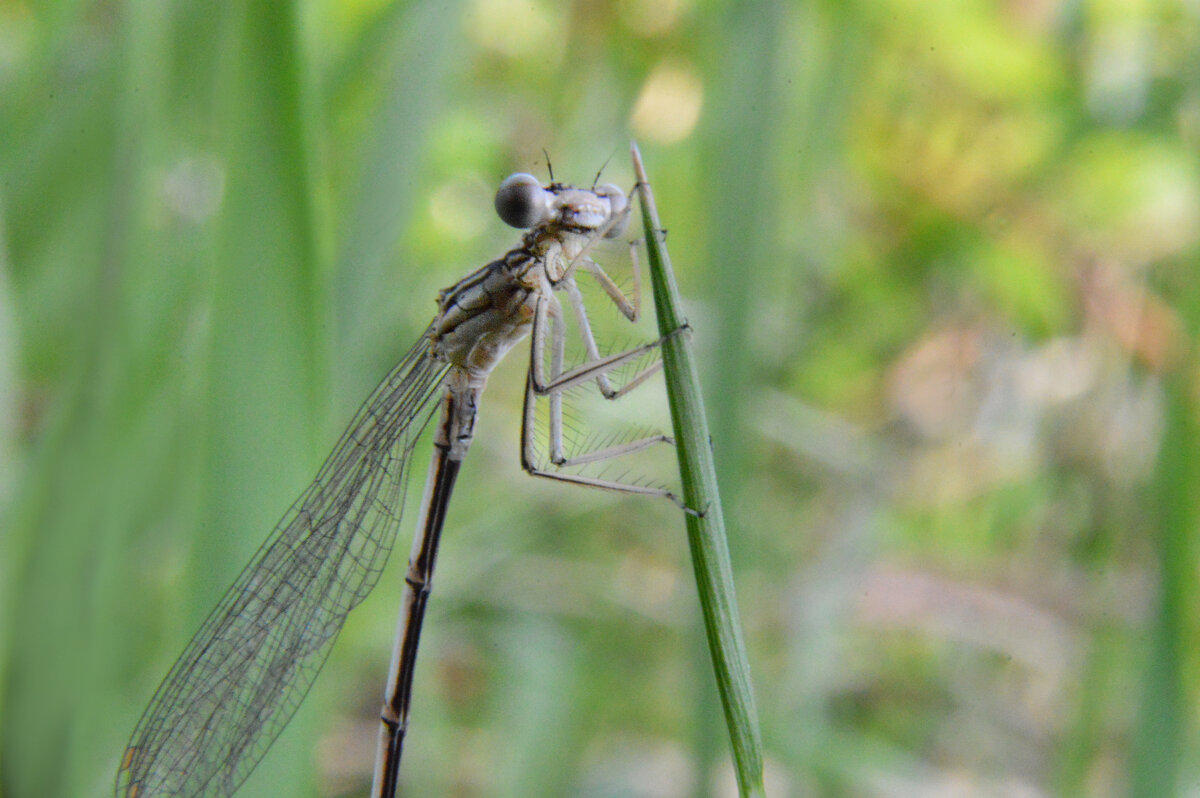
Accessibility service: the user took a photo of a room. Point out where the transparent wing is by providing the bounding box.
[117,324,450,798]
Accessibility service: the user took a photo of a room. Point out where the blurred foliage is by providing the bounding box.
[2,0,1200,797]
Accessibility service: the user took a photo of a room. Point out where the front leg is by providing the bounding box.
[521,367,680,504]
[562,275,663,400]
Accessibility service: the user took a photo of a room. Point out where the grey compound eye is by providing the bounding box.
[594,183,630,238]
[495,173,549,229]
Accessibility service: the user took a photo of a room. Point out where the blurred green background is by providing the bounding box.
[3,0,1200,796]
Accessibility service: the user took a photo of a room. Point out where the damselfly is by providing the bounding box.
[117,166,680,798]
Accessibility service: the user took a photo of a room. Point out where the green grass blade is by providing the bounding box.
[631,143,766,798]
[1128,375,1195,797]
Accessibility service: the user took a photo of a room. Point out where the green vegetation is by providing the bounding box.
[635,142,764,798]
[2,1,1198,797]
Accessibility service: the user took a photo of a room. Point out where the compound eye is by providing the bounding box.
[595,183,629,238]
[495,173,549,229]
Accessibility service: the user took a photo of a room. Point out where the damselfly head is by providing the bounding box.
[494,173,630,239]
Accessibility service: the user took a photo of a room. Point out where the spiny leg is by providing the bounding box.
[580,243,641,323]
[562,277,616,398]
[549,292,567,463]
[522,367,679,502]
[561,275,663,400]
[523,300,679,499]
[528,294,664,397]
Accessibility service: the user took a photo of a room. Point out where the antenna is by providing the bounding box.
[591,145,619,189]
